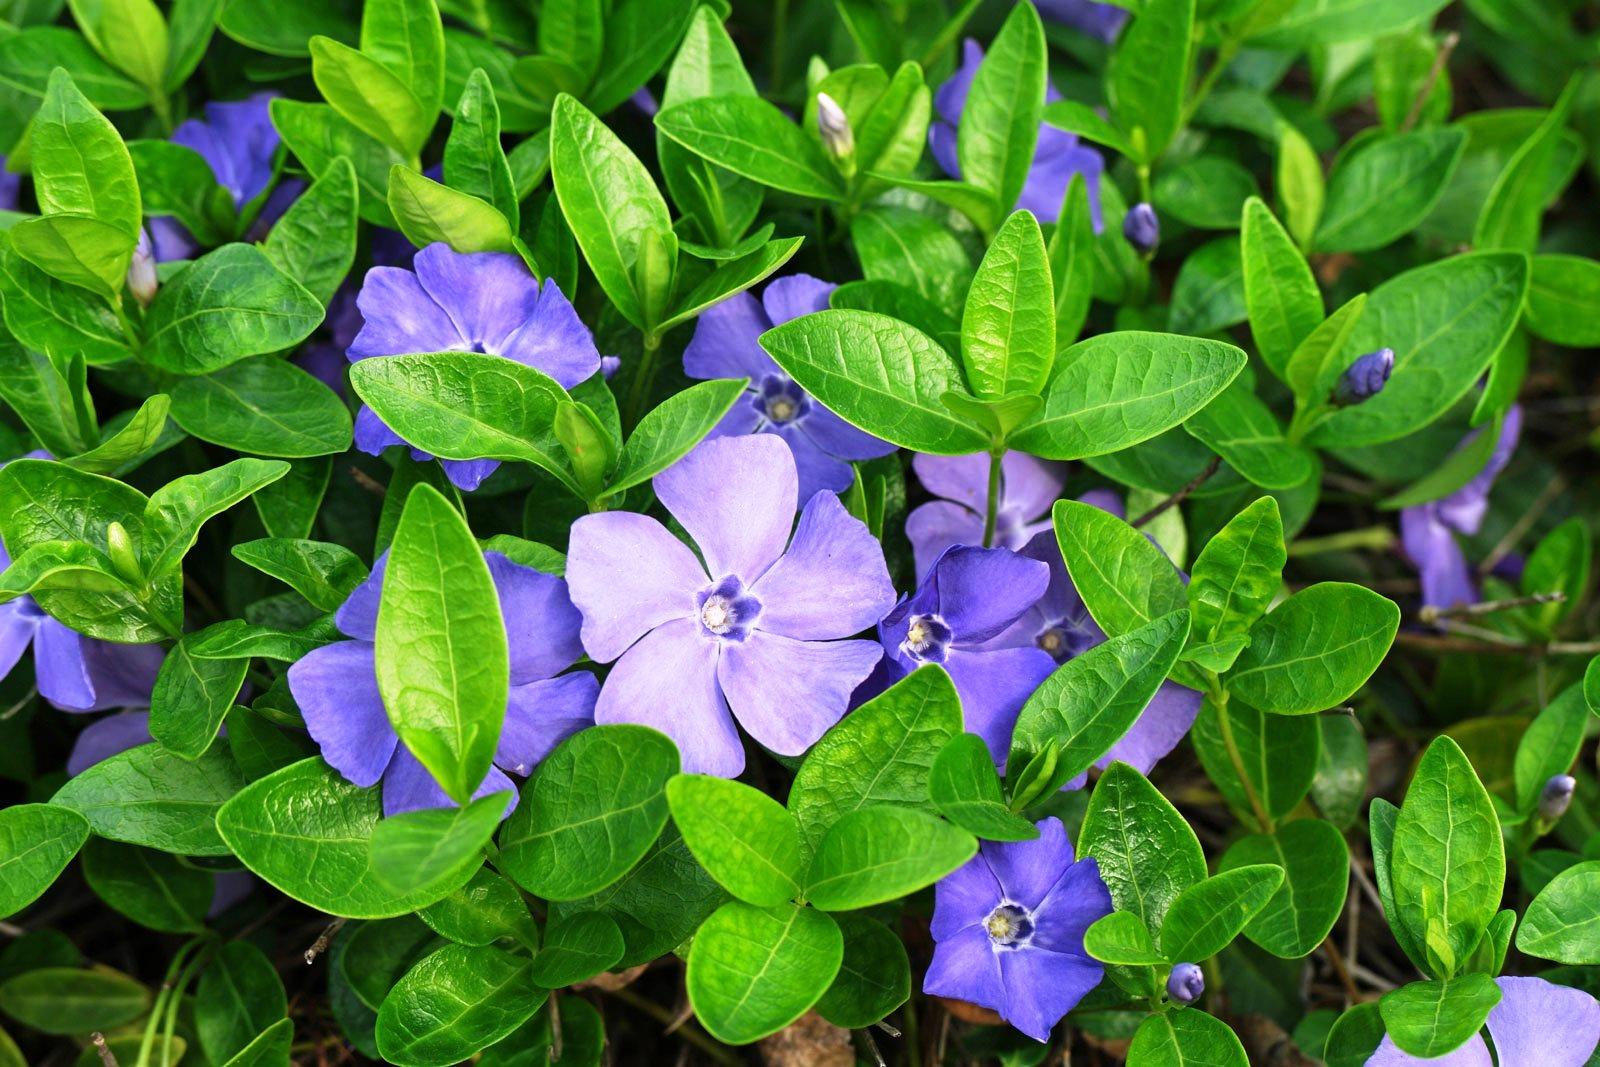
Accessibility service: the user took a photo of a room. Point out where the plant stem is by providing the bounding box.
[1180,35,1243,129]
[1212,688,1273,834]
[622,331,663,430]
[981,449,1003,547]
[1287,524,1395,557]
[606,987,742,1067]
[1131,456,1220,528]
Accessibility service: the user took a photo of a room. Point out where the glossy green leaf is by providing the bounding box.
[262,155,358,307]
[814,913,910,1029]
[418,868,538,948]
[1513,683,1587,814]
[376,943,543,1067]
[959,0,1045,206]
[1185,380,1314,490]
[1053,497,1187,638]
[1080,762,1206,933]
[170,356,353,459]
[149,629,248,758]
[0,967,150,1035]
[1517,860,1600,964]
[371,792,506,894]
[29,69,140,238]
[1161,864,1284,962]
[1475,79,1578,253]
[1379,975,1499,1059]
[685,900,842,1045]
[360,0,445,120]
[929,733,1038,841]
[1314,129,1466,252]
[961,210,1054,399]
[53,742,243,855]
[1227,582,1399,715]
[1107,0,1193,163]
[1241,197,1322,380]
[1127,1010,1248,1065]
[806,805,976,911]
[309,35,432,156]
[1083,910,1165,965]
[142,457,289,577]
[195,941,287,1064]
[1189,496,1285,645]
[528,911,624,988]
[667,774,803,906]
[1219,820,1348,959]
[1526,254,1600,348]
[655,95,844,201]
[0,804,89,920]
[1191,699,1320,827]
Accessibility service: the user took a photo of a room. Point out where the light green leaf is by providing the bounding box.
[1226,582,1399,715]
[654,96,845,201]
[960,210,1054,400]
[1241,197,1322,381]
[387,165,514,253]
[1053,497,1187,638]
[929,733,1039,841]
[1218,820,1348,959]
[1379,975,1500,1059]
[375,943,543,1066]
[1517,860,1600,964]
[959,0,1045,205]
[170,356,353,458]
[1107,0,1193,163]
[371,792,506,895]
[53,743,244,855]
[0,804,89,920]
[685,901,842,1045]
[667,774,804,907]
[1314,129,1466,253]
[1080,762,1206,934]
[805,805,976,911]
[1188,496,1285,644]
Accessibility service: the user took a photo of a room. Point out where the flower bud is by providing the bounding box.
[106,521,142,584]
[1166,962,1204,1004]
[1334,348,1395,406]
[1539,774,1576,823]
[815,92,855,167]
[1123,202,1159,255]
[127,228,158,307]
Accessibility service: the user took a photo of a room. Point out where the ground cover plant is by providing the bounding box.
[0,0,1599,1062]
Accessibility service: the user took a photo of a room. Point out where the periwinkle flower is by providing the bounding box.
[348,242,601,491]
[929,39,1106,229]
[1334,348,1395,405]
[905,451,1066,580]
[1367,976,1600,1066]
[565,435,895,777]
[0,541,164,714]
[987,518,1202,784]
[1035,0,1128,41]
[127,229,158,306]
[1400,405,1522,613]
[67,711,156,775]
[815,91,854,162]
[924,817,1112,1043]
[1123,202,1159,255]
[287,551,599,817]
[872,545,1054,764]
[1166,962,1204,1004]
[682,274,896,502]
[1539,774,1576,822]
[0,156,19,213]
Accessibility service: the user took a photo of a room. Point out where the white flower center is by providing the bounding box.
[701,595,734,635]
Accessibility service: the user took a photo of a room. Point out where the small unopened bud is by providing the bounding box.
[106,521,141,583]
[1334,348,1395,406]
[815,92,855,169]
[1539,774,1576,823]
[1123,202,1159,255]
[1166,962,1204,1004]
[127,228,158,307]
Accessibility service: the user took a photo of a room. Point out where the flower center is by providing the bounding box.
[984,903,1034,948]
[695,576,761,641]
[1035,618,1097,664]
[756,375,810,426]
[901,613,952,664]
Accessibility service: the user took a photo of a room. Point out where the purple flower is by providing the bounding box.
[1539,774,1576,821]
[0,542,164,714]
[295,229,416,394]
[287,551,599,817]
[1166,962,1204,1004]
[871,545,1054,765]
[1035,0,1128,41]
[928,40,1106,229]
[1400,406,1523,612]
[1123,201,1159,254]
[1367,976,1600,1066]
[905,451,1067,580]
[924,817,1111,1042]
[67,711,156,774]
[1334,348,1395,405]
[0,157,19,213]
[682,274,897,502]
[565,435,895,777]
[348,243,602,491]
[986,518,1203,784]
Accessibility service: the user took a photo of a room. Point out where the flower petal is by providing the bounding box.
[999,452,1068,523]
[485,552,585,683]
[0,602,38,682]
[923,925,1004,1012]
[566,512,707,663]
[440,458,501,492]
[496,672,599,776]
[931,851,1003,940]
[1031,855,1113,954]
[1485,976,1600,1067]
[353,405,407,456]
[981,817,1077,908]
[796,402,896,462]
[682,291,781,382]
[751,491,895,640]
[913,452,991,513]
[1096,682,1201,775]
[594,618,742,776]
[411,244,542,353]
[348,266,463,358]
[905,501,985,583]
[718,631,881,756]
[382,744,518,818]
[760,274,835,326]
[1366,1035,1491,1067]
[67,711,153,776]
[655,434,798,583]
[1401,507,1477,611]
[995,944,1104,1043]
[33,618,96,711]
[935,546,1051,645]
[945,645,1057,766]
[768,423,854,502]
[334,552,388,642]
[494,279,601,389]
[286,640,397,788]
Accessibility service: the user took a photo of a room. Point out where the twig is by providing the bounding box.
[874,1020,901,1039]
[1132,456,1221,528]
[858,1027,887,1067]
[1399,31,1460,132]
[1319,939,1362,1004]
[1347,962,1398,992]
[303,918,346,965]
[1420,591,1565,624]
[604,988,741,1067]
[1479,475,1565,577]
[348,465,387,497]
[0,921,24,937]
[548,992,562,1062]
[1396,630,1600,657]
[91,1033,120,1067]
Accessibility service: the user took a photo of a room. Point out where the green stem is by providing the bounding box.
[622,331,663,430]
[1213,687,1273,834]
[981,449,1003,548]
[1287,525,1396,557]
[1181,35,1243,129]
[134,938,204,1067]
[771,0,790,93]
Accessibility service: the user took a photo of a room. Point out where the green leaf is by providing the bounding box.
[69,0,168,97]
[1192,700,1319,826]
[1524,253,1600,348]
[1226,582,1399,715]
[667,774,803,906]
[498,725,678,901]
[418,868,537,949]
[1241,197,1322,381]
[759,308,988,454]
[349,351,578,494]
[142,244,325,375]
[1184,380,1314,491]
[217,758,479,917]
[1053,497,1187,638]
[1391,737,1505,978]
[1307,253,1528,448]
[658,235,802,333]
[53,743,244,855]
[806,805,976,911]
[263,156,358,306]
[1314,129,1467,253]
[959,0,1045,206]
[1154,157,1259,231]
[1189,496,1285,645]
[1084,910,1166,965]
[550,93,673,329]
[169,356,353,458]
[655,95,845,201]
[444,69,518,227]
[0,248,129,367]
[309,35,432,156]
[1379,975,1500,1059]
[1107,0,1194,163]
[929,733,1039,841]
[1219,821,1348,959]
[1513,683,1587,814]
[528,911,624,988]
[1080,762,1206,933]
[149,629,248,759]
[850,205,972,317]
[1475,79,1578,253]
[1008,610,1191,790]
[1127,1009,1248,1065]
[231,537,365,611]
[1010,332,1247,460]
[1049,173,1097,349]
[375,482,508,803]
[605,378,745,495]
[81,838,209,933]
[960,210,1054,400]
[0,28,147,111]
[360,0,445,120]
[1250,0,1449,46]
[583,0,694,115]
[270,98,407,227]
[685,901,842,1045]
[1167,236,1247,337]
[1160,864,1284,962]
[376,944,543,1066]
[0,968,150,1035]
[9,213,136,298]
[1518,860,1600,964]
[1519,517,1590,637]
[142,457,289,577]
[371,792,506,895]
[789,666,962,850]
[814,913,910,1029]
[1041,99,1135,158]
[1275,121,1324,252]
[29,69,140,238]
[195,942,287,1064]
[0,804,89,919]
[387,165,515,253]
[0,346,89,458]
[60,393,170,474]
[1284,293,1367,409]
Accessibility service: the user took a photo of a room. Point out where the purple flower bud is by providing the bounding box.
[1334,348,1395,406]
[127,228,158,306]
[816,92,854,162]
[1166,962,1204,1004]
[1540,775,1576,822]
[1123,202,1159,255]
